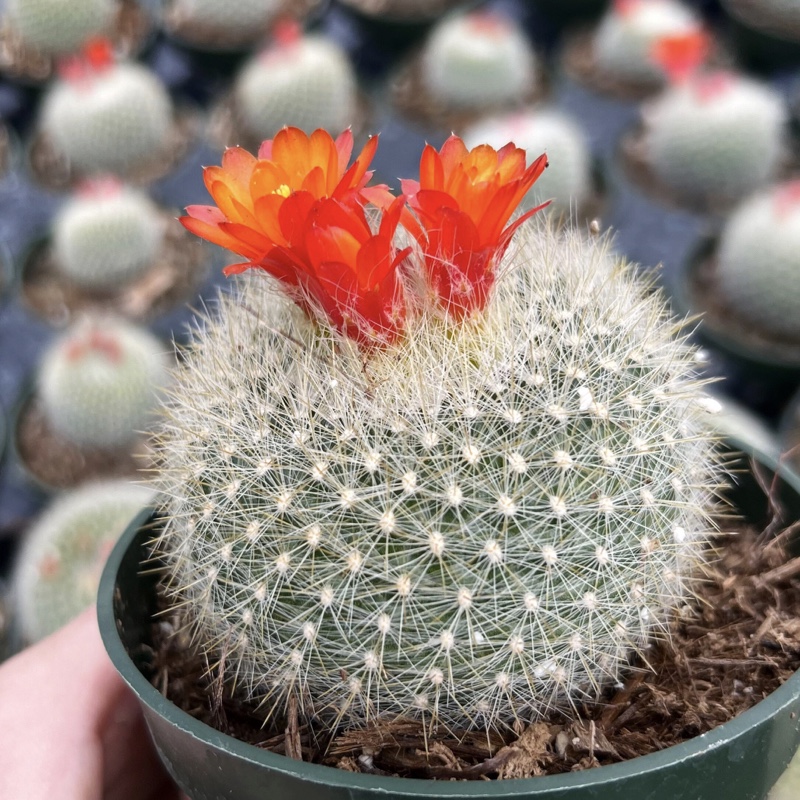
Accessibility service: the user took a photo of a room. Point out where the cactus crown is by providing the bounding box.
[159,128,719,737]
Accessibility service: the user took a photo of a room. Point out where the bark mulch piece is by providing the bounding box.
[142,518,800,780]
[20,215,210,329]
[0,0,152,85]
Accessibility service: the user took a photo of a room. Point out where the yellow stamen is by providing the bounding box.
[274,184,291,198]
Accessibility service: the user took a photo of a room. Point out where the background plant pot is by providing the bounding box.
[669,235,800,423]
[99,449,800,800]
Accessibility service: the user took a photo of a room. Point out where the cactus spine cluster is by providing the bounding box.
[38,316,169,449]
[12,480,154,643]
[53,180,165,292]
[5,0,117,56]
[421,12,537,110]
[643,72,787,201]
[463,109,592,213]
[593,0,702,86]
[154,222,718,734]
[40,62,173,175]
[714,181,800,341]
[234,34,358,141]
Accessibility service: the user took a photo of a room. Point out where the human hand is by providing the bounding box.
[0,606,183,799]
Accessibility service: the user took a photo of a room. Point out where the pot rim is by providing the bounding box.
[98,448,800,796]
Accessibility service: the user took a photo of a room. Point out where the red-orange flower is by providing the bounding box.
[401,135,548,316]
[180,127,384,271]
[252,195,410,344]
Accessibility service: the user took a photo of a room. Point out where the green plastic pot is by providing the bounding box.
[99,445,800,799]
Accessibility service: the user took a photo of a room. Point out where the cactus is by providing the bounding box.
[38,316,169,449]
[158,128,718,737]
[462,108,592,213]
[234,29,358,141]
[713,180,800,341]
[11,480,154,643]
[52,178,165,292]
[166,0,282,42]
[5,0,117,56]
[420,11,538,110]
[593,0,703,87]
[722,0,800,34]
[39,45,173,176]
[641,63,787,201]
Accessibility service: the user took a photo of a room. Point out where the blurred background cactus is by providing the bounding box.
[39,42,173,175]
[52,178,165,292]
[642,69,787,203]
[4,0,117,56]
[463,108,592,214]
[164,0,282,44]
[713,181,800,342]
[233,25,358,142]
[38,315,169,449]
[593,0,703,88]
[154,221,717,734]
[419,11,538,110]
[11,480,154,643]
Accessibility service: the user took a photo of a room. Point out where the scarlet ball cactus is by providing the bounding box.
[156,127,719,737]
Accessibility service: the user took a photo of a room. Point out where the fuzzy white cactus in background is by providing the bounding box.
[53,178,165,292]
[158,135,718,733]
[714,181,800,341]
[234,28,358,141]
[166,0,282,40]
[420,11,537,109]
[463,108,592,213]
[40,46,173,175]
[39,316,169,449]
[593,0,703,86]
[5,0,117,56]
[12,480,154,643]
[643,73,787,201]
[639,29,788,203]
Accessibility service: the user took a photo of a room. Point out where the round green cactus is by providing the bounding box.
[462,108,592,213]
[11,480,155,643]
[714,181,800,341]
[643,72,787,201]
[421,11,538,110]
[593,0,702,86]
[153,222,718,735]
[52,179,165,292]
[5,0,117,56]
[38,316,169,449]
[234,33,358,141]
[40,61,173,175]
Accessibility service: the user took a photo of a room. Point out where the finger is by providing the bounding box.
[0,607,178,800]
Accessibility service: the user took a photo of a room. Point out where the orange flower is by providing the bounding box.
[180,127,384,271]
[401,135,548,316]
[254,195,411,344]
[650,30,710,85]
